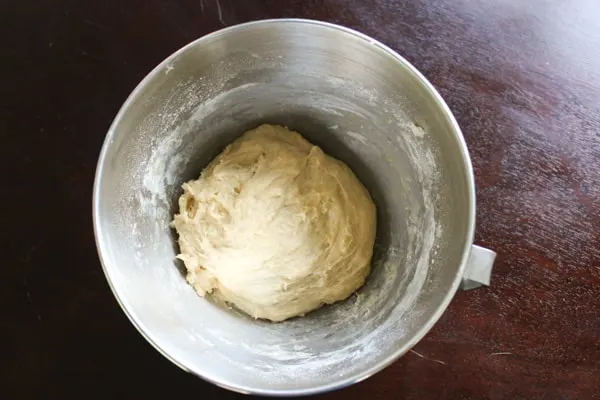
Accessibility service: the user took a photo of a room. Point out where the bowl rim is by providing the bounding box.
[92,18,476,397]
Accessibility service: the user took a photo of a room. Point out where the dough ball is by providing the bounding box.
[171,124,377,322]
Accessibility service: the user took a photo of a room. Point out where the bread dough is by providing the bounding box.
[171,124,377,322]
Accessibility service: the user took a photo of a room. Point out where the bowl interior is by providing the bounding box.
[94,20,473,395]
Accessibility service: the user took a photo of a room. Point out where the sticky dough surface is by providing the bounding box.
[172,124,377,322]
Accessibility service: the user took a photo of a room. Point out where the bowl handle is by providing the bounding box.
[460,245,497,290]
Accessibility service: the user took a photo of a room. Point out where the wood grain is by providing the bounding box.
[2,0,599,399]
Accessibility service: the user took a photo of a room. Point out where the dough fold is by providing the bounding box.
[172,124,376,322]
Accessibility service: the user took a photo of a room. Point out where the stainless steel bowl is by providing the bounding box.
[93,19,495,396]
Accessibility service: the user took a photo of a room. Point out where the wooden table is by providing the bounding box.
[3,1,599,398]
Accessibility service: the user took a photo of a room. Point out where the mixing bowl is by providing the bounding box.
[93,19,496,396]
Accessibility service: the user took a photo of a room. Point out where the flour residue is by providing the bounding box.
[109,41,444,390]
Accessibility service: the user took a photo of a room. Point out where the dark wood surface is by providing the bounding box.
[3,0,599,398]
